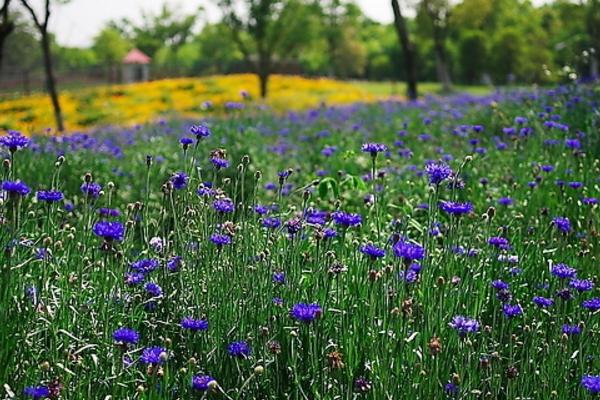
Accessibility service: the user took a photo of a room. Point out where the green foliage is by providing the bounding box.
[92,27,130,66]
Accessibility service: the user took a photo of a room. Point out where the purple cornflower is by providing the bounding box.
[144,282,162,297]
[98,207,121,218]
[140,346,167,364]
[582,297,600,311]
[491,280,510,291]
[130,258,160,273]
[211,157,229,169]
[445,382,459,397]
[262,217,281,229]
[227,340,251,358]
[439,201,473,215]
[170,171,189,190]
[488,236,510,250]
[290,303,322,323]
[92,221,125,242]
[2,180,30,197]
[331,211,362,227]
[562,324,581,335]
[0,131,30,152]
[190,123,211,139]
[305,210,328,225]
[570,278,594,292]
[551,263,577,279]
[180,137,194,147]
[581,375,600,394]
[497,197,513,206]
[583,197,598,205]
[181,317,209,331]
[532,296,554,308]
[502,303,523,318]
[449,315,480,336]
[210,233,231,247]
[125,272,145,286]
[213,197,235,213]
[166,256,182,272]
[80,182,102,198]
[354,376,372,393]
[112,327,140,344]
[272,271,286,284]
[360,244,386,259]
[393,239,425,261]
[36,190,63,202]
[361,142,387,156]
[286,218,303,235]
[23,386,49,399]
[192,375,215,391]
[425,161,453,185]
[552,217,571,233]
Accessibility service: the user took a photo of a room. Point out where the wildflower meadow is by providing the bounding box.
[1,81,599,399]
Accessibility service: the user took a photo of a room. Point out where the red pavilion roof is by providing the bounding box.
[123,48,151,64]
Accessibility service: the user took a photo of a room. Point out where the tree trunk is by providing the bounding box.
[432,30,452,92]
[41,31,64,131]
[258,51,270,99]
[391,0,418,100]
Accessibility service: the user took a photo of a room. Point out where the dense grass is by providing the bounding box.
[0,83,599,399]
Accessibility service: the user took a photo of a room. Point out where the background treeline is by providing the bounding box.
[1,0,598,87]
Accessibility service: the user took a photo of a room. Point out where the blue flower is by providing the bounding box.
[92,221,125,242]
[192,375,215,391]
[2,180,30,197]
[581,375,600,394]
[181,317,209,331]
[113,327,140,344]
[425,161,453,185]
[170,171,189,190]
[213,197,235,213]
[211,157,229,169]
[144,282,162,297]
[36,190,63,202]
[290,303,322,323]
[439,201,473,215]
[361,142,387,156]
[190,123,211,138]
[502,303,523,318]
[331,211,362,227]
[80,182,102,198]
[0,131,30,152]
[210,233,231,247]
[262,217,281,229]
[23,385,49,399]
[582,297,600,311]
[552,217,571,233]
[360,244,385,259]
[562,324,581,335]
[569,278,594,292]
[130,258,160,273]
[449,315,480,336]
[272,271,286,284]
[393,239,425,261]
[551,263,577,279]
[140,346,167,364]
[532,296,554,308]
[227,340,251,358]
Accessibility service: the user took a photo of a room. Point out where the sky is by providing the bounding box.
[46,0,395,48]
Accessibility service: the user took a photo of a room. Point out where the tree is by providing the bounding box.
[111,4,199,58]
[420,0,452,92]
[585,0,600,77]
[458,30,487,84]
[0,0,14,73]
[93,27,130,82]
[219,0,311,98]
[19,0,65,131]
[391,0,418,100]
